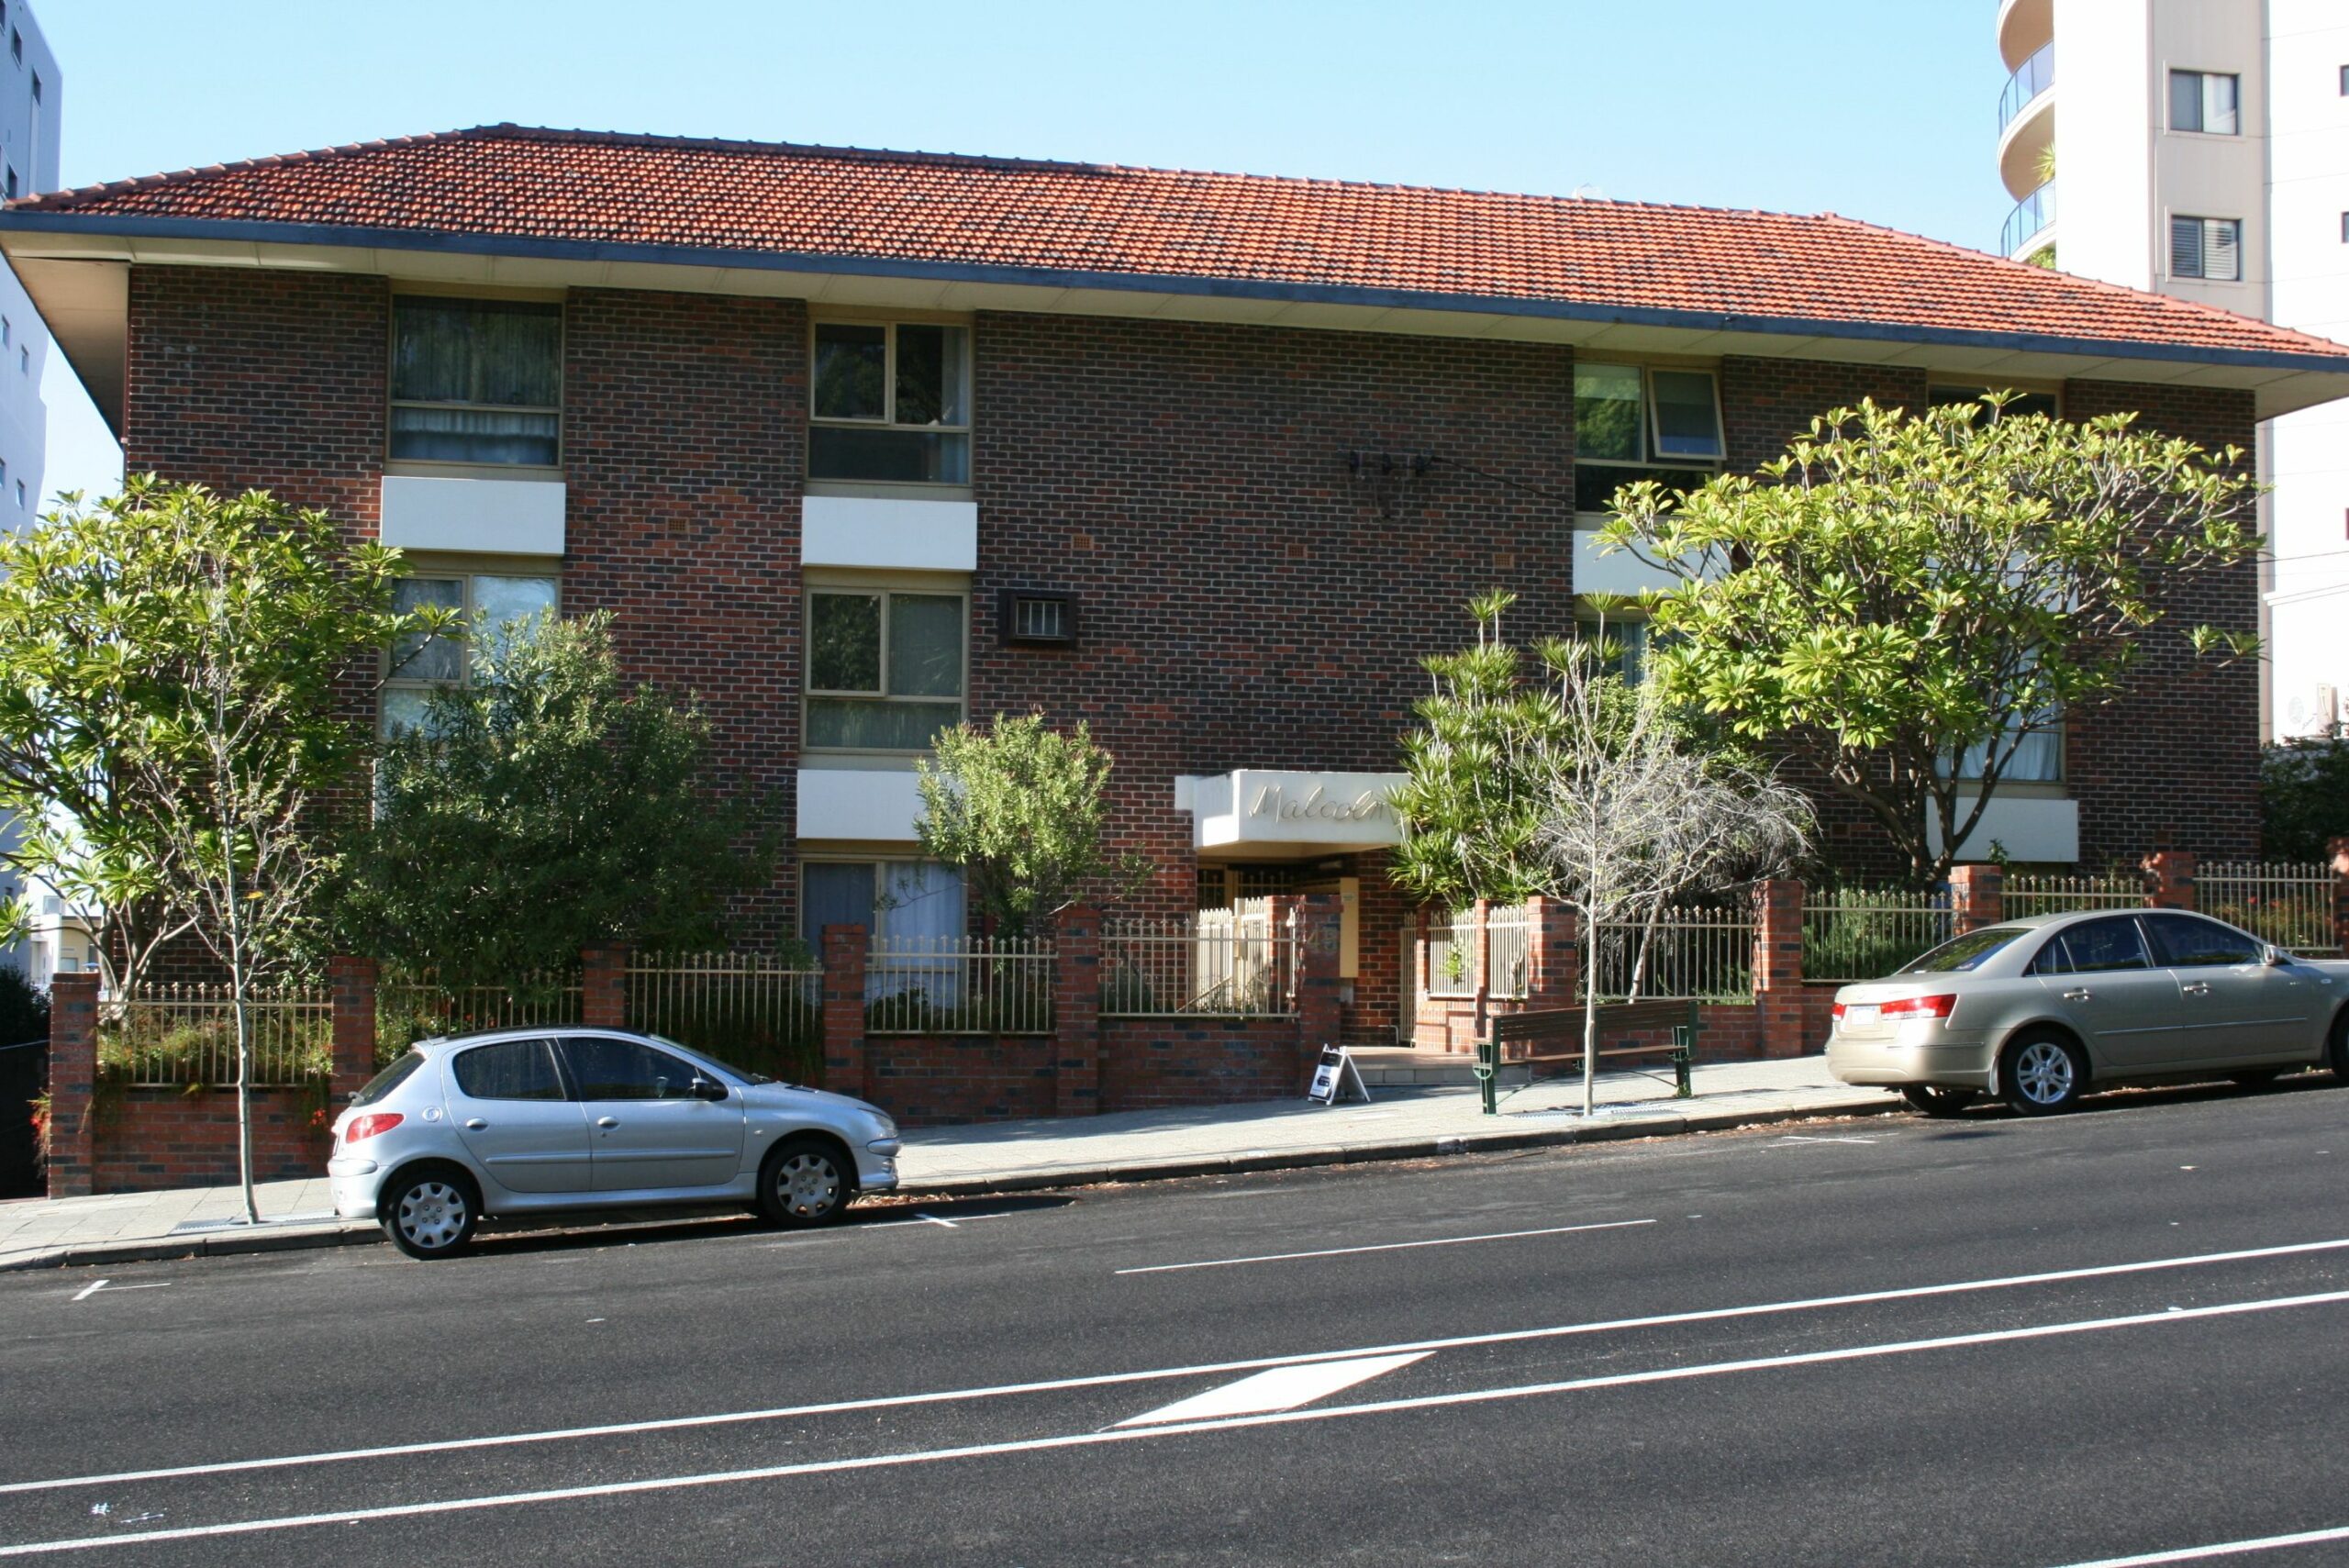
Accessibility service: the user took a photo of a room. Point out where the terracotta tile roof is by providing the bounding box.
[14,124,2347,364]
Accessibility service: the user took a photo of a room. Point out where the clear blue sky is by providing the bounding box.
[34,0,2012,504]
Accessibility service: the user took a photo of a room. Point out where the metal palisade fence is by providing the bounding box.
[100,983,334,1087]
[1100,901,1298,1017]
[867,934,1055,1035]
[2004,872,2148,917]
[1422,908,1480,999]
[1801,884,1954,984]
[2198,862,2340,956]
[1484,904,1532,1000]
[626,951,824,1083]
[376,971,584,1065]
[1593,906,1756,1002]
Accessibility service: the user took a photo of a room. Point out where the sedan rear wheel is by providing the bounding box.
[1900,1084,1981,1118]
[757,1137,855,1229]
[2003,1033,2087,1116]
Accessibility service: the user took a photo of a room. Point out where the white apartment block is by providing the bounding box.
[1997,0,2349,741]
[0,0,57,980]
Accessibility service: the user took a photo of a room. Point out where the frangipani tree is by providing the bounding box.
[1599,395,2262,884]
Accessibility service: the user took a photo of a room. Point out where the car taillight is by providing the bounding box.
[343,1113,404,1143]
[1831,1004,1846,1020]
[1880,994,1957,1020]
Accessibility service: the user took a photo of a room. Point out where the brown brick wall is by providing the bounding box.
[2059,378,2262,864]
[863,1035,1057,1125]
[95,1088,327,1193]
[561,288,809,938]
[971,312,1579,919]
[1097,1016,1305,1110]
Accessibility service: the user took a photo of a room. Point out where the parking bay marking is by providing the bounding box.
[10,1233,2349,1500]
[1114,1218,1657,1275]
[8,1287,2349,1558]
[67,1281,170,1304]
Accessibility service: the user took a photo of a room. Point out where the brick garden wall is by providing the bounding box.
[1097,1016,1308,1112]
[863,1035,1057,1124]
[93,1088,326,1194]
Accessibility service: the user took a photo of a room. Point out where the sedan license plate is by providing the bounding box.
[1842,1004,1880,1029]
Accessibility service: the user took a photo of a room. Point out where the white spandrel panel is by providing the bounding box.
[380,476,565,555]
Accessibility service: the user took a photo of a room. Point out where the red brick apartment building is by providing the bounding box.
[5,125,2347,1046]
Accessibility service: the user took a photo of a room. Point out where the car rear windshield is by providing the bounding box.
[351,1051,425,1107]
[1901,927,2031,973]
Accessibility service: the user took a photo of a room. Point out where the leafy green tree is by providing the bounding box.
[0,482,436,995]
[0,479,440,1219]
[1601,396,2262,885]
[338,611,769,989]
[2260,737,2349,863]
[913,712,1149,938]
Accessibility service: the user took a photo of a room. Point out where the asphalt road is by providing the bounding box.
[5,1075,2349,1566]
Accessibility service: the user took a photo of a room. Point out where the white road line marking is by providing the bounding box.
[1772,1136,1876,1145]
[1115,1218,1656,1275]
[67,1281,167,1304]
[10,1234,2349,1498]
[2044,1523,2349,1565]
[1115,1354,1429,1428]
[5,1288,2343,1558]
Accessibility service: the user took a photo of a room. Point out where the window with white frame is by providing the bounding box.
[381,573,559,734]
[805,586,966,750]
[1573,361,1724,513]
[801,860,965,945]
[1950,712,2063,784]
[389,296,563,467]
[2168,70,2241,135]
[808,319,971,484]
[2170,216,2243,282]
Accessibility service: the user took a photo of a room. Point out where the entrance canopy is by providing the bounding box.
[1175,770,1408,857]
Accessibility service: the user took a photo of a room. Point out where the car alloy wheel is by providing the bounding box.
[2005,1035,2084,1116]
[759,1136,855,1229]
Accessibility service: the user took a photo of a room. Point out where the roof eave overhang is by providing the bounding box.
[9,209,2349,435]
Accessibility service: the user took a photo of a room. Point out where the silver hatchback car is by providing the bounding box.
[1826,908,2349,1117]
[328,1028,902,1259]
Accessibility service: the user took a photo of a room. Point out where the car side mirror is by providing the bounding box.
[691,1077,729,1102]
[2264,946,2290,967]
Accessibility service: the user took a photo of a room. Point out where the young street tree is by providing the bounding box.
[913,712,1149,938]
[1393,597,1810,1113]
[339,610,768,989]
[1600,396,2262,885]
[0,480,440,1221]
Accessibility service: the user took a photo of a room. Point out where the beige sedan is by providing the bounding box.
[1825,908,2349,1116]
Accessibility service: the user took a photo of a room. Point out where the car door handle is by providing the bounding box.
[2182,982,2212,997]
[2063,988,2091,1002]
[464,1118,488,1130]
[596,1116,620,1129]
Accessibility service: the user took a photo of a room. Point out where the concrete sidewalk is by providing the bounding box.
[0,1053,1898,1271]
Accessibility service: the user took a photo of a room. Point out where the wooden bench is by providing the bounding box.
[1476,998,1702,1114]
